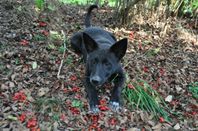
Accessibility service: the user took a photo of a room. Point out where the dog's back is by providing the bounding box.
[84,27,116,49]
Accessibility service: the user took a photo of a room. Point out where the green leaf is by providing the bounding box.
[72,100,83,108]
[153,47,161,54]
[35,0,45,10]
[33,34,46,41]
[17,6,22,11]
[65,56,73,65]
[32,61,38,69]
[52,114,59,121]
[50,31,62,40]
[15,58,19,65]
[48,44,56,49]
[7,115,17,121]
[188,82,198,99]
[58,46,65,53]
[48,4,56,11]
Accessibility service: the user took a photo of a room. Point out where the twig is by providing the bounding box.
[57,30,66,79]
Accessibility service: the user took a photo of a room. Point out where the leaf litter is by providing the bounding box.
[0,0,197,130]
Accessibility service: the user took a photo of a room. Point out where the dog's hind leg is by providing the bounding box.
[109,68,125,111]
[70,32,83,53]
[70,32,87,61]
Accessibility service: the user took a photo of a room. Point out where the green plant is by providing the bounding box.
[50,31,62,40]
[47,4,56,11]
[188,82,198,99]
[72,99,83,108]
[146,47,161,57]
[35,0,45,10]
[192,0,198,10]
[15,58,19,65]
[174,0,198,17]
[58,45,65,53]
[123,80,171,121]
[65,56,73,65]
[33,34,46,41]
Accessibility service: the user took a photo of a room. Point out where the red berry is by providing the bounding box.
[98,105,109,111]
[72,86,80,92]
[143,66,149,73]
[70,75,77,81]
[20,39,29,46]
[128,84,135,89]
[18,113,26,122]
[159,117,164,123]
[41,30,49,36]
[27,118,37,128]
[38,21,47,27]
[109,118,117,125]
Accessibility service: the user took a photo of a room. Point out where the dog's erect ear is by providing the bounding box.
[83,33,98,53]
[110,38,127,60]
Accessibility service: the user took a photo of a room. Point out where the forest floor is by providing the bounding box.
[0,0,198,130]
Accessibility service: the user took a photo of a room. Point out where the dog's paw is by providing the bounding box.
[109,101,121,112]
[89,105,100,114]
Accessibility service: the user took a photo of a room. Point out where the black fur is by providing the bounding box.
[70,5,127,113]
[84,5,98,28]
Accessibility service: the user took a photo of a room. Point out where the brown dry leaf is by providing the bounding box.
[152,123,162,130]
[140,111,148,121]
[144,125,152,130]
[1,84,8,90]
[127,128,141,131]
[8,81,15,88]
[174,123,180,130]
[38,87,50,97]
[53,121,59,131]
[147,120,155,126]
[11,73,17,81]
[40,122,52,131]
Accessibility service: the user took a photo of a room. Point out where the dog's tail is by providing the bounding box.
[85,5,98,28]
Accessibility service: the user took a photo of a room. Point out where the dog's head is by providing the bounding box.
[83,33,127,86]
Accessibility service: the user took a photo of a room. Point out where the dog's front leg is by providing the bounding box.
[85,78,99,113]
[110,69,125,111]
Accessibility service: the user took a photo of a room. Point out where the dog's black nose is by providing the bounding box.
[90,76,101,85]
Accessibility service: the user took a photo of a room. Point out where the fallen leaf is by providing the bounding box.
[32,61,38,69]
[1,84,8,90]
[7,115,18,121]
[8,81,15,88]
[174,123,180,130]
[152,123,161,130]
[38,88,49,97]
[127,128,141,131]
[165,95,173,102]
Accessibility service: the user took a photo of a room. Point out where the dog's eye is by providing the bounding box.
[104,61,111,68]
[92,58,98,65]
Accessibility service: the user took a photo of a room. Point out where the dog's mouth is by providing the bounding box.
[91,83,103,87]
[90,81,104,88]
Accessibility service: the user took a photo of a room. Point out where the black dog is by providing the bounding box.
[70,5,127,113]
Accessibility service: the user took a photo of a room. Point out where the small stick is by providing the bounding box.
[57,30,66,79]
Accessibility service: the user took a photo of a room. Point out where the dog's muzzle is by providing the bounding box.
[90,76,102,86]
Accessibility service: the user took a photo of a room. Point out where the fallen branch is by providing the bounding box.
[57,30,66,79]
